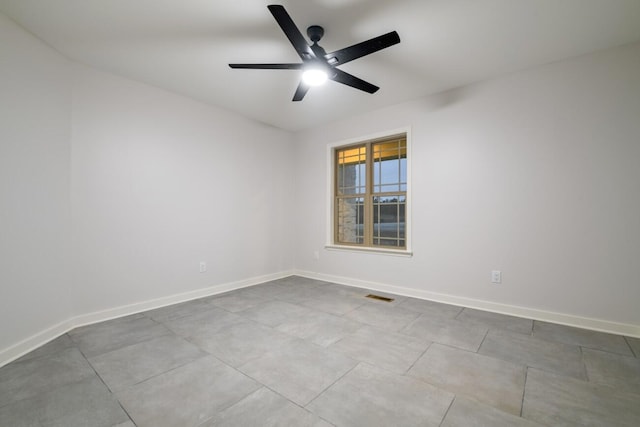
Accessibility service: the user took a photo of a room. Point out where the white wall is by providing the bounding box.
[2,8,639,365]
[70,65,295,314]
[294,42,640,330]
[0,15,73,349]
[1,12,295,364]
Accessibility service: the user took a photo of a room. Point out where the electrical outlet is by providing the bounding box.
[491,270,502,284]
[313,250,320,260]
[199,261,207,273]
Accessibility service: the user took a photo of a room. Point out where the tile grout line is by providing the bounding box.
[337,298,368,318]
[623,336,637,358]
[404,341,433,374]
[193,373,263,427]
[520,366,529,417]
[527,319,534,336]
[579,346,590,382]
[81,346,137,426]
[303,360,360,409]
[526,324,635,358]
[71,315,175,360]
[116,352,211,393]
[453,307,465,320]
[475,328,491,353]
[437,395,457,427]
[239,383,337,426]
[531,320,539,339]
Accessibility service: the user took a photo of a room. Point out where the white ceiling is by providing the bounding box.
[2,0,640,132]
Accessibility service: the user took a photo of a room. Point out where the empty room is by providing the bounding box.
[1,1,639,426]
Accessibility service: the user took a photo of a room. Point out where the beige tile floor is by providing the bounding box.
[1,276,639,426]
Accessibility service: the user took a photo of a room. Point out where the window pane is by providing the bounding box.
[337,146,366,195]
[372,195,406,248]
[373,238,406,247]
[337,197,365,244]
[400,158,407,191]
[373,139,406,193]
[333,135,408,250]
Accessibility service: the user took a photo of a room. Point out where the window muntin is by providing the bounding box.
[337,145,367,195]
[334,135,407,249]
[373,139,407,193]
[337,197,365,244]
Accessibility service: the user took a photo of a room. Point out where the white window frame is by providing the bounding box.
[325,127,412,257]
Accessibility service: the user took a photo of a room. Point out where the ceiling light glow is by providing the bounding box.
[302,69,328,86]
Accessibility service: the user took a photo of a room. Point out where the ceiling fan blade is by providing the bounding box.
[292,81,310,101]
[267,5,315,61]
[325,31,400,66]
[331,69,379,94]
[229,63,303,69]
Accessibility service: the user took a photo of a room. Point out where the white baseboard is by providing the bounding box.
[0,270,294,368]
[3,269,638,368]
[295,270,640,338]
[0,318,76,367]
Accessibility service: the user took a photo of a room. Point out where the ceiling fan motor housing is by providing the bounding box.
[307,25,324,43]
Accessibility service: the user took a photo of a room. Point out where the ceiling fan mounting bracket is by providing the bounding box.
[307,25,324,43]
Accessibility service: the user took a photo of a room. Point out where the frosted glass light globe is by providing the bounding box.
[302,69,328,86]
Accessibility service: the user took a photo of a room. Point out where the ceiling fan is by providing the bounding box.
[229,4,400,101]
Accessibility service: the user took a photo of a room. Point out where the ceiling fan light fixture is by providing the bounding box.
[301,68,328,86]
[228,5,400,100]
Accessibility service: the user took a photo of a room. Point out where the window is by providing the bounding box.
[332,133,408,251]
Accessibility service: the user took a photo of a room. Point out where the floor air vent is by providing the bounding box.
[365,294,394,302]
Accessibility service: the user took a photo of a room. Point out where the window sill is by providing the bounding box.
[324,244,413,257]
